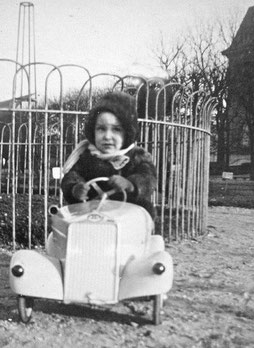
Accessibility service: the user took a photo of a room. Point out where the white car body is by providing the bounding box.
[10,198,173,323]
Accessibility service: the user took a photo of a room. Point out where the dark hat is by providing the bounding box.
[85,91,138,148]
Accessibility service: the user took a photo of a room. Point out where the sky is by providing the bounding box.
[0,0,254,100]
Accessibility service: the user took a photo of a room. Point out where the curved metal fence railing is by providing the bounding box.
[0,61,215,248]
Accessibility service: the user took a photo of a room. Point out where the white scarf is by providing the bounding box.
[63,140,135,174]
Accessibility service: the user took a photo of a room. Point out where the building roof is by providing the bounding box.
[0,95,35,121]
[222,6,254,61]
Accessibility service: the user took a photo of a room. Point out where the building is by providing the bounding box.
[222,6,254,163]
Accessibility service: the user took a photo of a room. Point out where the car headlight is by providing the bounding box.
[11,265,24,277]
[152,262,165,275]
[48,205,59,215]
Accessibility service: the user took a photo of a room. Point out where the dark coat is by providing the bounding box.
[61,144,157,218]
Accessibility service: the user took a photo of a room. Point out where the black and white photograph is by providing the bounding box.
[0,0,253,347]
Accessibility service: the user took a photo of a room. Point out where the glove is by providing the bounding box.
[108,175,134,193]
[72,182,90,201]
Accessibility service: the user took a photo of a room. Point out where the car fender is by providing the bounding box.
[45,232,54,255]
[148,235,165,253]
[9,250,63,300]
[118,251,173,300]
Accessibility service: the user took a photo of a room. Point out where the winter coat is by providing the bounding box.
[61,142,157,218]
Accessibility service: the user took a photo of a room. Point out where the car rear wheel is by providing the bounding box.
[18,295,34,323]
[152,294,161,325]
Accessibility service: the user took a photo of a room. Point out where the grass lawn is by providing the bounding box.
[209,177,254,209]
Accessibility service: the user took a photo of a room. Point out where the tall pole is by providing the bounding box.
[16,2,37,101]
[12,2,37,249]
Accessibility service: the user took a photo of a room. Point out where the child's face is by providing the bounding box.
[95,112,125,154]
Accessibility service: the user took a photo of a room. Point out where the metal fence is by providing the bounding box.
[0,61,216,248]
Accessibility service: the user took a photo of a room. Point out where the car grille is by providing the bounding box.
[64,220,119,304]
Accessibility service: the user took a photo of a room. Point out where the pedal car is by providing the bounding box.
[9,177,173,325]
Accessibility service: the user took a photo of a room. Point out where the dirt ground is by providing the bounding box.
[0,206,254,348]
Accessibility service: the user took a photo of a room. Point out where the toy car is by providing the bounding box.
[9,177,173,325]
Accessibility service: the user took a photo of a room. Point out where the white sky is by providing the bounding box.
[0,0,253,100]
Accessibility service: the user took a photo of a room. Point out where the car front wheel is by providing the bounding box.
[17,295,34,323]
[152,294,162,325]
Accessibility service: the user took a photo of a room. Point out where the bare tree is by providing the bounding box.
[152,14,240,172]
[187,23,229,169]
[152,32,188,84]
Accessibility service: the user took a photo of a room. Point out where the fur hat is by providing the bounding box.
[85,91,138,149]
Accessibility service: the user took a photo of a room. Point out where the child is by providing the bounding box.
[61,91,157,218]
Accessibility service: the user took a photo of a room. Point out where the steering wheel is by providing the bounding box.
[85,177,127,204]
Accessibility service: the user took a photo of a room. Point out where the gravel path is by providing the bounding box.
[0,206,254,348]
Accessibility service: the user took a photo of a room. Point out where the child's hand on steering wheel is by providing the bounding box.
[72,182,90,201]
[108,175,134,193]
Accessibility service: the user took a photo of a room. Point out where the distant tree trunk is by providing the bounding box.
[248,119,254,180]
[225,114,231,167]
[250,138,254,180]
[217,128,226,171]
[216,109,228,171]
[241,102,254,181]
